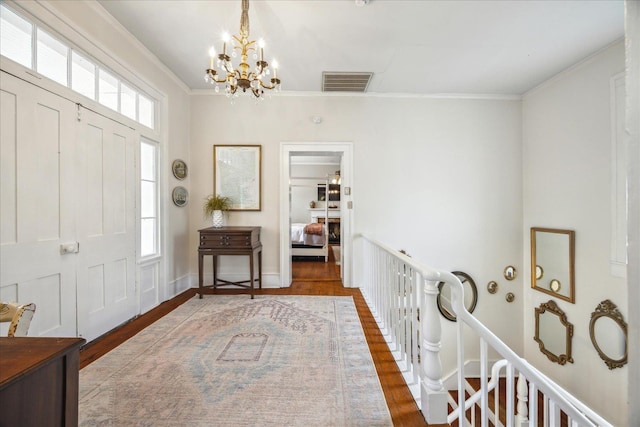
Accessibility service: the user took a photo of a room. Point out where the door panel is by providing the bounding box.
[76,107,137,341]
[0,73,77,336]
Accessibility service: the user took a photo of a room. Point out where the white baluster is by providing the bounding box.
[420,276,448,424]
[516,372,529,426]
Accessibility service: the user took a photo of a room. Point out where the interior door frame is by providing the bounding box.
[280,142,353,287]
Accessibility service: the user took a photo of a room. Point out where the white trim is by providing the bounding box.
[610,72,627,278]
[166,274,193,300]
[7,1,163,101]
[191,88,522,101]
[280,142,354,288]
[42,0,190,95]
[523,38,624,98]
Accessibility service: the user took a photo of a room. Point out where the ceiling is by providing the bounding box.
[97,0,624,96]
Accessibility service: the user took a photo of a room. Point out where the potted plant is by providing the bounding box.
[203,194,232,227]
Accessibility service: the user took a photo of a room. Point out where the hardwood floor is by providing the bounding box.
[79,249,438,426]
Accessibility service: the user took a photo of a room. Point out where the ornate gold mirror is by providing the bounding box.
[589,300,627,370]
[437,271,478,322]
[530,227,575,303]
[534,300,574,365]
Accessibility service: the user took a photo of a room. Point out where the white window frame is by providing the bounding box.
[1,2,157,130]
[140,137,161,260]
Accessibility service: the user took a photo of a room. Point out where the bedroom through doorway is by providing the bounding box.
[289,153,343,282]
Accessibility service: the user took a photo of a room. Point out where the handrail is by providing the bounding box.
[356,234,612,427]
[448,279,604,426]
[356,233,447,282]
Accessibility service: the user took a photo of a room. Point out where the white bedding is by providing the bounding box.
[291,223,325,246]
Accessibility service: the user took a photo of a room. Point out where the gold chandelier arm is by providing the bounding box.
[259,79,278,90]
[205,69,230,84]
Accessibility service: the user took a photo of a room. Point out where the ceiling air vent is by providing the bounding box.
[322,72,373,93]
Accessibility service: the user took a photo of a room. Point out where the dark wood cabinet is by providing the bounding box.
[198,226,262,299]
[0,337,85,427]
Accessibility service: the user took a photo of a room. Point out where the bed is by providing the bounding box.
[291,222,328,262]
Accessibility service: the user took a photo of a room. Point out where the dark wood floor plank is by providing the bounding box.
[79,254,446,426]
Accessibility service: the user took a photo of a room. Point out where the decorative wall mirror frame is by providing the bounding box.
[437,271,478,322]
[589,300,628,370]
[503,266,517,280]
[534,300,574,365]
[530,227,575,303]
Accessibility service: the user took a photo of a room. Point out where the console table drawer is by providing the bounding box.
[200,235,253,248]
[198,226,261,249]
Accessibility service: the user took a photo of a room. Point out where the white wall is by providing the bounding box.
[626,2,640,423]
[522,41,626,426]
[190,94,524,365]
[29,0,193,299]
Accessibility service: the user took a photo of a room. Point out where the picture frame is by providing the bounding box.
[171,159,188,180]
[213,145,261,211]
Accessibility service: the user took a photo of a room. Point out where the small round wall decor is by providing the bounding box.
[172,186,188,207]
[172,159,188,180]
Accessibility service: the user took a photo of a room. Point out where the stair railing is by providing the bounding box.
[357,234,613,427]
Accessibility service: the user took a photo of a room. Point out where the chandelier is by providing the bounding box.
[204,0,281,99]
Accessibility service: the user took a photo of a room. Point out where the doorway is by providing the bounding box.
[279,143,353,287]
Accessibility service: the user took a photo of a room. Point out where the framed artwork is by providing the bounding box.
[172,186,188,207]
[172,159,188,180]
[213,145,261,211]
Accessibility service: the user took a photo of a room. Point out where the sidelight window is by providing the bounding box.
[140,139,159,258]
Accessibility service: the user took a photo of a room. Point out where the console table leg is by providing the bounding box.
[212,255,218,289]
[258,249,263,289]
[198,252,204,299]
[249,253,255,299]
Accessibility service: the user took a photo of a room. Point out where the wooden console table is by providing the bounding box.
[0,337,86,426]
[198,226,262,299]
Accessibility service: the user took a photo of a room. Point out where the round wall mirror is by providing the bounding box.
[437,271,478,322]
[589,300,627,370]
[504,266,517,280]
[535,265,544,280]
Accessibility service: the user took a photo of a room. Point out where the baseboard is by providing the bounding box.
[164,274,192,300]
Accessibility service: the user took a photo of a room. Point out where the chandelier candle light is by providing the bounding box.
[204,0,281,99]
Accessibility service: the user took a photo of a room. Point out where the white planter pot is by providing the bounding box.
[212,210,224,228]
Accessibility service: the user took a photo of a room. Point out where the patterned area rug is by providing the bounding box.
[79,295,392,426]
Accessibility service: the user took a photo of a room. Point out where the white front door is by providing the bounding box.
[76,107,137,341]
[0,72,77,336]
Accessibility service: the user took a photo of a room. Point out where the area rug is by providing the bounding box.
[79,295,392,426]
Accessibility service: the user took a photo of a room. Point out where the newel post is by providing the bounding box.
[420,276,448,424]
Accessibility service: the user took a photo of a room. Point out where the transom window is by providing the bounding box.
[0,3,157,130]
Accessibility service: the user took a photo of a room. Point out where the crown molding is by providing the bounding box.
[22,0,190,96]
[523,38,624,99]
[80,0,190,94]
[190,88,521,101]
